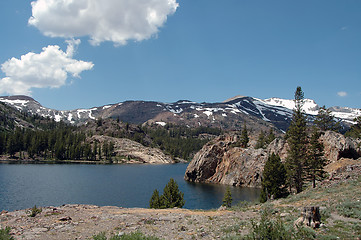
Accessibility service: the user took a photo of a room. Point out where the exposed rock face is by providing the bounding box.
[90,135,176,164]
[185,131,361,188]
[184,134,268,188]
[319,131,361,162]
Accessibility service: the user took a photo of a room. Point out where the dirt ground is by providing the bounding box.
[0,204,258,240]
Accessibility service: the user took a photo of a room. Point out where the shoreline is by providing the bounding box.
[0,159,187,165]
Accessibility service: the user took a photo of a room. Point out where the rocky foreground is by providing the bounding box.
[0,205,258,240]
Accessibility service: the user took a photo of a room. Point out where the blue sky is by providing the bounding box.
[0,0,360,110]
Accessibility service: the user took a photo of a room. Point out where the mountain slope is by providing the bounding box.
[1,95,360,132]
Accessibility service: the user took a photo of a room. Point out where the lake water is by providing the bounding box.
[0,163,260,211]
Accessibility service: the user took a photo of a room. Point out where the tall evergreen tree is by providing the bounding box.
[161,178,185,208]
[314,105,340,132]
[285,86,308,193]
[240,123,249,148]
[306,127,326,188]
[260,153,287,203]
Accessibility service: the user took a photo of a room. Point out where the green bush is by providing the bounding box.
[0,227,14,240]
[27,205,42,217]
[336,201,361,220]
[243,207,317,240]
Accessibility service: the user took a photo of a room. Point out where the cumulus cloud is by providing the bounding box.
[337,91,348,97]
[28,0,179,45]
[0,39,94,95]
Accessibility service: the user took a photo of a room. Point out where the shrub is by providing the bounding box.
[27,205,42,217]
[243,206,317,240]
[0,227,14,240]
[336,201,361,220]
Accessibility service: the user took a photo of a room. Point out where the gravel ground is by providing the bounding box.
[0,204,258,240]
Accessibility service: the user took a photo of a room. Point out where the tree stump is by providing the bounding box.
[302,206,321,228]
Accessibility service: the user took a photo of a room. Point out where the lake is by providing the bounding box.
[0,163,260,211]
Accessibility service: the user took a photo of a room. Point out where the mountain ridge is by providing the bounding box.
[0,95,360,132]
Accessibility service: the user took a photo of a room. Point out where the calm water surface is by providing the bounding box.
[0,163,260,211]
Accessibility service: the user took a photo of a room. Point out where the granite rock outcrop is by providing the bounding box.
[184,131,361,187]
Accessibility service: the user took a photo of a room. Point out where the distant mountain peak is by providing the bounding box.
[223,95,247,103]
[0,95,36,102]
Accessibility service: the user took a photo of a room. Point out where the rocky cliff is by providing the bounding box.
[184,131,361,187]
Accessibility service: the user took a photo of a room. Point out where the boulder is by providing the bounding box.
[319,131,361,162]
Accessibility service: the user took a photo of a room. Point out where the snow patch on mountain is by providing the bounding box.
[261,98,319,115]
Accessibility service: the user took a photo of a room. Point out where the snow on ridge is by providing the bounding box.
[203,111,212,117]
[67,113,73,122]
[177,101,197,104]
[260,98,319,115]
[169,108,183,114]
[102,105,111,110]
[156,121,167,126]
[54,114,62,122]
[0,98,30,106]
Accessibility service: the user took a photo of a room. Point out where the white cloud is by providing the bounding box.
[340,26,348,31]
[28,0,179,46]
[0,39,94,95]
[337,91,348,97]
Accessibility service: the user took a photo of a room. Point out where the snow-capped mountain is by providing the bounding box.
[0,95,360,132]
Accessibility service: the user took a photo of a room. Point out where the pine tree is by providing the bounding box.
[240,123,249,148]
[161,178,185,208]
[345,116,361,139]
[149,189,162,209]
[314,105,340,132]
[255,130,266,149]
[222,186,233,208]
[306,127,326,188]
[285,86,308,193]
[260,153,287,203]
[149,178,185,209]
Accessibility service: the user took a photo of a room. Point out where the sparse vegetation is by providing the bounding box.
[92,231,162,240]
[27,205,42,217]
[0,227,14,240]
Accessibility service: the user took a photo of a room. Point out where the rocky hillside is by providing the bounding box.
[1,95,360,132]
[184,131,361,187]
[88,135,176,164]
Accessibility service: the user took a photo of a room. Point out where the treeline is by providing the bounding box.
[0,125,115,161]
[144,125,222,160]
[87,119,222,160]
[0,111,222,161]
